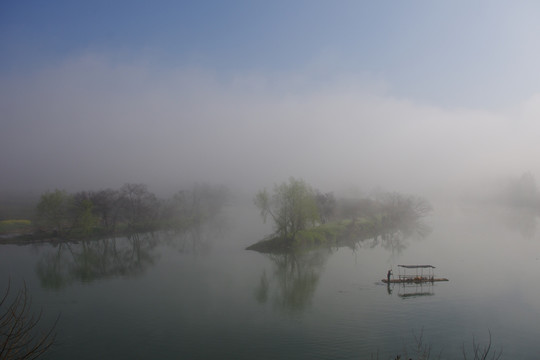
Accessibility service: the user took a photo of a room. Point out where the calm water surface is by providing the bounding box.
[1,202,540,359]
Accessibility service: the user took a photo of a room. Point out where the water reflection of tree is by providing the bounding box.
[35,233,159,290]
[342,216,431,258]
[255,249,331,314]
[357,232,408,256]
[35,208,230,289]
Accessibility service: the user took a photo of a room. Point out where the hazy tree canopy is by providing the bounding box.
[70,192,100,236]
[254,178,319,241]
[378,192,432,220]
[181,183,230,223]
[335,197,376,221]
[118,183,159,230]
[315,191,336,224]
[87,189,121,233]
[35,189,71,236]
[25,183,231,240]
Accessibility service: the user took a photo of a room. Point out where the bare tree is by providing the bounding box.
[379,329,502,360]
[462,331,502,360]
[88,189,121,233]
[118,183,159,230]
[0,281,57,360]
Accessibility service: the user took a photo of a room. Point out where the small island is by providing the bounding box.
[246,177,432,254]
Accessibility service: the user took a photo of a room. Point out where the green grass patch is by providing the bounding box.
[295,221,349,247]
[0,219,33,235]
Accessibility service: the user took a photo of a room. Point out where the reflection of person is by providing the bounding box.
[386,282,393,295]
[387,269,393,283]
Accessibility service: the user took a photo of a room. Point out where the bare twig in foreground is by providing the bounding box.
[0,280,58,360]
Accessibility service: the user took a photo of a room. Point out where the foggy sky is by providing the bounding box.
[2,2,540,197]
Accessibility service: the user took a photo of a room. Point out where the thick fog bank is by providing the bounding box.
[2,57,540,198]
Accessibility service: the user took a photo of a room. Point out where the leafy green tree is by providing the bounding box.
[35,189,71,236]
[70,192,99,236]
[254,178,319,241]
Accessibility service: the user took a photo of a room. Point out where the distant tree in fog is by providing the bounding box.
[70,192,100,236]
[376,192,432,236]
[160,183,229,230]
[34,189,71,236]
[336,197,377,221]
[315,191,336,224]
[87,189,121,233]
[183,183,229,224]
[118,183,159,231]
[254,178,319,241]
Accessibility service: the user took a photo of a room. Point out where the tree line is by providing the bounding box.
[34,183,229,238]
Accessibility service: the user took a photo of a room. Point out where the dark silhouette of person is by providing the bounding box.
[387,269,393,283]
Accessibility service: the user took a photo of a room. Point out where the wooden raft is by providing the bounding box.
[383,265,449,284]
[382,277,449,284]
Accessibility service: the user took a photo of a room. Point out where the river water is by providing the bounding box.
[1,201,539,359]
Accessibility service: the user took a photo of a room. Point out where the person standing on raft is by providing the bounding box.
[387,269,393,283]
